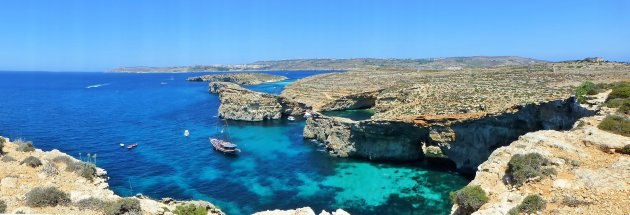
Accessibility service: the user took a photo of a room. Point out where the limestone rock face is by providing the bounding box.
[452,113,630,215]
[187,73,287,85]
[319,91,380,111]
[0,137,226,215]
[211,81,309,121]
[304,97,594,173]
[253,207,350,215]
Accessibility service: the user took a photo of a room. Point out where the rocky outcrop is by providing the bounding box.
[188,73,287,85]
[254,207,350,215]
[320,91,380,111]
[0,137,225,215]
[211,82,309,121]
[304,97,595,173]
[453,112,630,215]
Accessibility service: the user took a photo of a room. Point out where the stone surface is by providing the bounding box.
[451,108,630,214]
[187,72,287,85]
[0,137,226,215]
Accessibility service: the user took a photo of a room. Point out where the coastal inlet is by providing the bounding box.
[0,71,469,215]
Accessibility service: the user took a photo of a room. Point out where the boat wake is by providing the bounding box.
[86,83,110,89]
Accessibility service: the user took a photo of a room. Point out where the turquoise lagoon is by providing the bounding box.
[0,71,468,214]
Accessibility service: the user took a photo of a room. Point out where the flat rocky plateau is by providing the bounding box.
[187,73,287,85]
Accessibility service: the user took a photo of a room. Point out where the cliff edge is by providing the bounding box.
[0,138,225,215]
[451,97,630,214]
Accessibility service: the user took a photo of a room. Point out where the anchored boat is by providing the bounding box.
[210,120,240,155]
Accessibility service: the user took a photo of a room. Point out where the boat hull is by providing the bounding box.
[210,138,240,155]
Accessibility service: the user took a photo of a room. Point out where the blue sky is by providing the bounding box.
[0,0,629,71]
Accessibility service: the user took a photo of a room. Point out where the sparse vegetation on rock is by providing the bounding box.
[1,155,16,162]
[40,162,59,176]
[25,187,70,207]
[450,185,488,215]
[52,155,97,180]
[598,114,630,137]
[174,203,208,215]
[622,144,630,155]
[575,81,598,103]
[16,140,35,152]
[508,194,547,215]
[104,198,141,215]
[20,156,42,167]
[75,197,108,211]
[506,153,552,186]
[0,200,6,213]
[0,137,5,155]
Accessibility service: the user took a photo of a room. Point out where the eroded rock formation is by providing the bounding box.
[304,97,595,173]
[188,73,287,85]
[211,82,309,121]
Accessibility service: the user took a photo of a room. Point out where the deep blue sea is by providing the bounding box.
[0,71,468,215]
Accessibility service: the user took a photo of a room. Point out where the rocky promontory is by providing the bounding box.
[0,137,225,215]
[187,73,287,85]
[210,82,308,121]
[254,207,350,215]
[452,108,630,214]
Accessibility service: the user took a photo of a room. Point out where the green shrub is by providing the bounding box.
[450,185,488,215]
[52,156,97,180]
[0,141,4,155]
[608,84,630,100]
[575,81,596,103]
[20,156,42,167]
[622,145,630,155]
[75,197,108,211]
[506,153,550,186]
[605,98,627,108]
[40,162,59,176]
[0,137,5,144]
[509,195,546,214]
[0,200,6,213]
[1,155,16,162]
[598,115,630,137]
[16,140,35,152]
[104,198,141,215]
[617,99,630,114]
[25,187,70,207]
[173,204,207,215]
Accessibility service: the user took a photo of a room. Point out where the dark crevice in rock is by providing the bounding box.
[303,97,596,174]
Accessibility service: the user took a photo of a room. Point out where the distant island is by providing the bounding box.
[111,56,545,73]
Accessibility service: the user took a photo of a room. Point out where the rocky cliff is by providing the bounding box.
[304,97,595,173]
[254,207,350,215]
[188,73,287,85]
[453,111,630,214]
[0,137,224,215]
[211,82,309,121]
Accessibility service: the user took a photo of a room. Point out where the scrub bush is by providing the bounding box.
[25,187,70,207]
[20,156,42,167]
[622,145,630,155]
[173,204,207,215]
[75,197,108,211]
[40,162,59,176]
[508,194,546,215]
[1,155,16,162]
[104,198,141,215]
[52,155,97,180]
[0,200,6,213]
[598,115,630,137]
[608,84,630,100]
[450,185,488,215]
[506,153,551,186]
[16,140,35,152]
[575,81,596,103]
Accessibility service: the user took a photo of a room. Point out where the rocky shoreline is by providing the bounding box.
[0,137,225,215]
[452,93,630,214]
[187,73,287,85]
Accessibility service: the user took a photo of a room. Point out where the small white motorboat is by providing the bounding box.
[120,143,125,147]
[184,130,190,137]
[287,116,295,121]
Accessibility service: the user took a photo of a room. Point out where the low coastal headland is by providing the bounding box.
[0,137,225,215]
[187,73,288,85]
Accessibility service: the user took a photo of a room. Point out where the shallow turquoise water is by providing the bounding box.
[0,71,468,214]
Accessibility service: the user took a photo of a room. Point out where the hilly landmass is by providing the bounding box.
[112,56,544,72]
